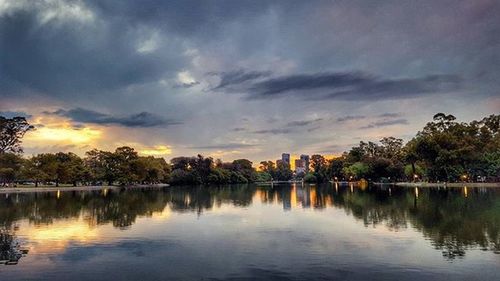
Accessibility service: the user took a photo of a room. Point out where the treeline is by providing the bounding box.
[0,147,171,187]
[169,156,257,185]
[311,113,499,183]
[0,113,499,186]
[0,147,260,187]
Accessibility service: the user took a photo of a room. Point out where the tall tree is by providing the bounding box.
[0,116,34,154]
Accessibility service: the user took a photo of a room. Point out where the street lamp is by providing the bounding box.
[461,174,468,182]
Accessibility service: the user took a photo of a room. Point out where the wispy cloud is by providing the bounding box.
[190,143,258,150]
[336,115,366,122]
[210,70,272,91]
[377,112,402,118]
[359,118,409,129]
[252,128,292,135]
[286,118,323,127]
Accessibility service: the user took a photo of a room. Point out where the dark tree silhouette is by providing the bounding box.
[0,116,34,154]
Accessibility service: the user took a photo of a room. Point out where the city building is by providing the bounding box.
[282,153,290,166]
[300,154,310,172]
[295,159,306,175]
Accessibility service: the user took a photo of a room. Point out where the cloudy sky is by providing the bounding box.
[1,0,499,163]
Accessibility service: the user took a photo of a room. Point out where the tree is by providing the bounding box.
[328,158,344,180]
[231,159,255,182]
[0,153,23,186]
[310,154,328,182]
[404,164,425,180]
[21,156,46,187]
[84,149,119,185]
[275,161,292,181]
[303,173,317,183]
[114,146,139,184]
[343,162,370,180]
[255,171,272,182]
[259,161,276,173]
[0,116,34,154]
[30,153,58,186]
[53,152,84,186]
[403,113,499,182]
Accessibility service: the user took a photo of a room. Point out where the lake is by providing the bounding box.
[1,183,499,280]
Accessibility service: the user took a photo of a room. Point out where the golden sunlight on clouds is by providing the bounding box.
[25,115,102,146]
[138,145,172,156]
[209,150,242,158]
[28,126,102,143]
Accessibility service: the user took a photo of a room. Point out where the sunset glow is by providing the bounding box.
[139,145,173,156]
[27,126,102,144]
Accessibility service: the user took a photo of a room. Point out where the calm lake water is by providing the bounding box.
[1,183,499,281]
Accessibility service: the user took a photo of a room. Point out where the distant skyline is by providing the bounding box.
[1,0,499,162]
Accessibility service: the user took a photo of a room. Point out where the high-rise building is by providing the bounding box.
[282,153,290,166]
[295,159,306,174]
[300,154,310,172]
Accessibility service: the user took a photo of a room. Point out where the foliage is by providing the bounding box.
[0,116,34,154]
[303,173,317,183]
[255,171,272,182]
[406,113,499,181]
[0,153,23,186]
[169,155,255,185]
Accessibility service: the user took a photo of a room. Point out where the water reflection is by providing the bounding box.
[0,229,28,265]
[0,183,499,266]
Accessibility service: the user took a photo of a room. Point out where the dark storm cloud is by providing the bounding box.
[190,143,258,150]
[252,129,292,135]
[47,108,181,128]
[336,115,366,122]
[359,119,409,129]
[0,7,181,99]
[87,0,277,38]
[326,75,462,101]
[250,72,371,97]
[228,72,463,100]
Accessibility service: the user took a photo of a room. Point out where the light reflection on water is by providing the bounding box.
[0,183,499,280]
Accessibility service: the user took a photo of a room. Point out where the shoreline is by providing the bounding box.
[0,184,169,194]
[1,182,499,193]
[393,182,500,188]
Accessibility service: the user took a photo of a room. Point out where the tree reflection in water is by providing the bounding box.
[0,184,499,261]
[0,228,28,265]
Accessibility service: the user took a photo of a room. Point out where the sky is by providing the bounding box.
[1,0,499,163]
